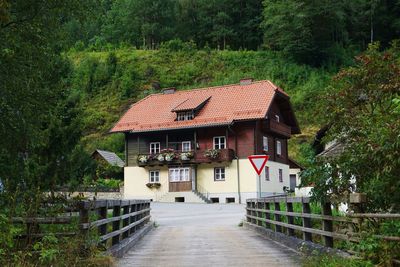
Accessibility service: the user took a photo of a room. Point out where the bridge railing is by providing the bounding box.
[12,199,151,256]
[78,199,151,251]
[246,196,400,263]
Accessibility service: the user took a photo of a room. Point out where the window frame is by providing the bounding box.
[276,140,282,156]
[149,170,160,183]
[214,167,226,181]
[149,142,161,154]
[275,114,280,122]
[213,136,226,150]
[263,136,269,151]
[169,167,191,182]
[265,166,270,181]
[278,168,283,183]
[182,141,191,152]
[177,111,194,121]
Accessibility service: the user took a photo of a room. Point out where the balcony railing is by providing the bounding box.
[137,149,235,167]
[267,119,292,137]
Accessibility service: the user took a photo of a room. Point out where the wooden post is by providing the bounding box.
[265,202,271,229]
[79,202,89,236]
[122,204,130,240]
[257,201,263,226]
[246,201,251,222]
[286,202,295,236]
[129,201,136,235]
[98,205,108,246]
[302,201,312,242]
[349,193,367,237]
[252,201,257,224]
[112,201,121,246]
[322,202,334,247]
[79,201,90,255]
[274,201,282,233]
[133,203,138,233]
[146,201,150,224]
[261,200,266,228]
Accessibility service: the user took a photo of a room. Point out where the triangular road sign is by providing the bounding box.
[248,155,269,175]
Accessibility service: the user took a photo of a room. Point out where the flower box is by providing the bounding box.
[137,155,149,163]
[204,149,220,159]
[180,151,193,160]
[146,182,161,189]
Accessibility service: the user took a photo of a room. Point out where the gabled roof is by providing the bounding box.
[92,149,125,167]
[171,95,211,112]
[317,141,346,158]
[110,80,300,133]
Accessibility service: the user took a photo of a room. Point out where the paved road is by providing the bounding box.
[118,203,300,267]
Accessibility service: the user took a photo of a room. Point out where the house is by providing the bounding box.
[92,149,125,180]
[110,79,300,203]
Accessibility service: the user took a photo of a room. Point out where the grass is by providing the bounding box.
[302,254,373,267]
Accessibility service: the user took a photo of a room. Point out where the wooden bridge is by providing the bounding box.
[12,195,400,266]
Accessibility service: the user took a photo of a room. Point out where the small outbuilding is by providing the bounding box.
[92,149,125,168]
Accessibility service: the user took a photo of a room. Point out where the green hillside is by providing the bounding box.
[68,47,334,164]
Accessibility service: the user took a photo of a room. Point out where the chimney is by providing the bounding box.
[239,78,253,85]
[163,87,176,94]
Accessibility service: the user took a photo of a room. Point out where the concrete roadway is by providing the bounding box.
[118,203,300,267]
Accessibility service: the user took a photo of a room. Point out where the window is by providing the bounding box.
[177,111,194,121]
[265,166,270,181]
[213,136,226,149]
[214,167,225,181]
[149,170,160,183]
[275,114,280,122]
[150,142,160,154]
[182,141,191,152]
[263,136,268,151]
[276,140,282,156]
[169,167,190,182]
[279,169,283,183]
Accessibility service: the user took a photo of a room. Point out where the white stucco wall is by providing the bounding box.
[124,159,291,203]
[124,166,169,201]
[259,161,290,197]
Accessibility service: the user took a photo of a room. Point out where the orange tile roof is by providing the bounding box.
[110,80,286,133]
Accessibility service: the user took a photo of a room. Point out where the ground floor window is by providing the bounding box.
[149,170,160,183]
[279,169,283,183]
[214,167,225,181]
[169,167,190,182]
[265,166,270,181]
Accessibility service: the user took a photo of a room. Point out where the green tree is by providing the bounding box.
[302,43,400,211]
[103,0,176,49]
[0,0,94,207]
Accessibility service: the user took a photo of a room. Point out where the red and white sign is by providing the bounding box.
[248,155,269,175]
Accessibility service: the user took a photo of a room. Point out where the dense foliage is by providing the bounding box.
[301,43,400,212]
[64,0,400,66]
[262,0,400,65]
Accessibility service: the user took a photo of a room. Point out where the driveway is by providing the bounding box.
[118,203,300,267]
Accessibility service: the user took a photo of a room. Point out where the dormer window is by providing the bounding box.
[172,95,211,122]
[177,111,194,121]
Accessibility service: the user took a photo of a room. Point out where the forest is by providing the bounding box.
[0,0,399,266]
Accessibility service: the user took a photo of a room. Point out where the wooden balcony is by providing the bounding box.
[267,119,292,137]
[137,149,235,167]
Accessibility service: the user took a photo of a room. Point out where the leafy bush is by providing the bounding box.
[96,178,122,189]
[302,254,372,267]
